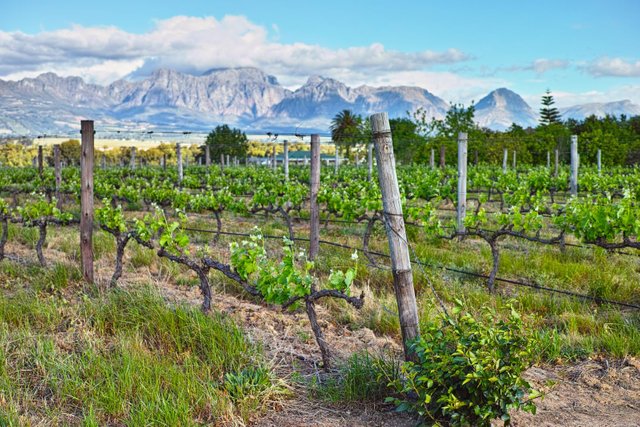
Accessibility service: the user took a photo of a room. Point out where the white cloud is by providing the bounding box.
[523,85,640,108]
[531,59,569,74]
[0,15,471,88]
[584,57,640,77]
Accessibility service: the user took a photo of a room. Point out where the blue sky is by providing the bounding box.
[2,0,639,107]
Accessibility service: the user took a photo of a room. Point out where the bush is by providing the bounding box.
[388,301,540,426]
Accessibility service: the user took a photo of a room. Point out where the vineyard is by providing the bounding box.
[1,123,639,426]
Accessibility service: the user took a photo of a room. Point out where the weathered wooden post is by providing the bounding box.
[205,144,211,166]
[371,112,419,361]
[309,134,321,260]
[101,153,106,170]
[367,143,374,181]
[130,147,136,169]
[547,150,551,168]
[162,154,167,170]
[554,148,559,178]
[440,145,445,168]
[474,149,478,166]
[284,140,289,180]
[220,153,224,171]
[430,148,435,168]
[334,143,339,174]
[570,135,578,197]
[37,145,43,176]
[80,120,94,284]
[54,145,62,209]
[512,150,516,169]
[271,146,276,171]
[457,132,468,236]
[176,143,183,186]
[503,148,508,173]
[597,149,602,175]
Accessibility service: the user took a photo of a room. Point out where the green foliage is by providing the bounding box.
[134,206,190,256]
[331,109,367,156]
[388,302,540,427]
[204,124,249,159]
[539,89,561,126]
[16,194,73,224]
[96,199,127,233]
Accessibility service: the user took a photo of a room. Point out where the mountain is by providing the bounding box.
[1,68,639,135]
[560,100,640,121]
[474,88,538,130]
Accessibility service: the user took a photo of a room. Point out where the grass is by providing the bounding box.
[0,286,284,426]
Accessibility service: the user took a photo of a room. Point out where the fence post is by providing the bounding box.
[101,153,106,169]
[457,133,468,236]
[309,134,321,260]
[501,148,507,173]
[284,140,289,180]
[176,143,183,186]
[54,145,62,209]
[439,145,445,168]
[80,120,94,284]
[367,143,374,181]
[334,144,339,174]
[546,150,551,168]
[371,112,419,361]
[554,148,559,178]
[220,153,224,172]
[271,147,276,171]
[512,150,516,169]
[570,135,578,197]
[226,154,230,167]
[205,144,211,166]
[430,148,435,168]
[38,145,43,176]
[597,149,602,175]
[130,147,136,169]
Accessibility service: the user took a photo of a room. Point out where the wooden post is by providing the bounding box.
[80,120,94,284]
[54,145,62,209]
[367,143,374,181]
[554,149,559,178]
[430,148,435,168]
[546,150,550,168]
[176,143,183,186]
[512,150,516,169]
[457,133,468,235]
[162,154,166,170]
[570,135,578,197]
[271,147,276,171]
[334,144,339,174]
[597,149,602,174]
[370,112,419,361]
[227,154,231,167]
[439,145,445,168]
[130,147,136,169]
[205,145,211,166]
[101,154,106,169]
[355,151,360,166]
[502,148,508,173]
[309,134,321,260]
[234,156,238,166]
[220,153,224,171]
[37,145,43,176]
[474,149,478,166]
[284,140,289,180]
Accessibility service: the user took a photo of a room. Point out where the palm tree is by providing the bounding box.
[330,110,363,157]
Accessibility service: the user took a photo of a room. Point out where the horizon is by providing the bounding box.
[1,0,639,109]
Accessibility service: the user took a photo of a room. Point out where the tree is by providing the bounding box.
[413,103,478,166]
[539,89,561,125]
[330,110,364,156]
[389,118,425,164]
[204,125,248,160]
[59,139,81,165]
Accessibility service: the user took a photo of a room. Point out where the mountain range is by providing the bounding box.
[0,67,638,135]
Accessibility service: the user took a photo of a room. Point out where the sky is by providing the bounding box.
[1,0,639,108]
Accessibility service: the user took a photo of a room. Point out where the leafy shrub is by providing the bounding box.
[388,302,540,426]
